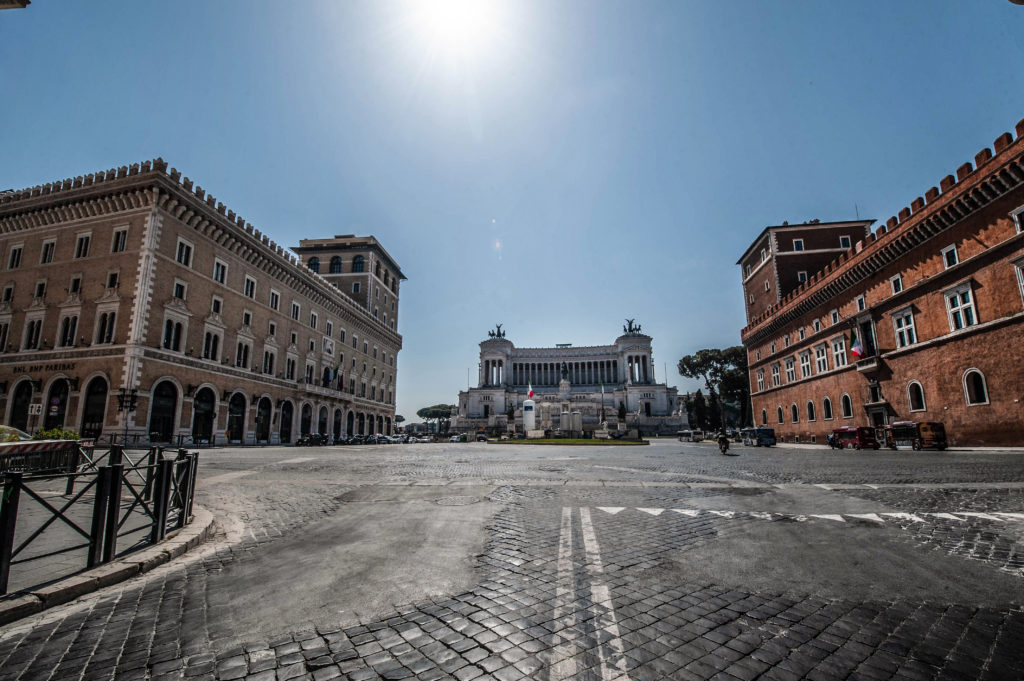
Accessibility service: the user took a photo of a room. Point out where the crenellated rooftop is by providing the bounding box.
[0,158,403,349]
[741,117,1024,346]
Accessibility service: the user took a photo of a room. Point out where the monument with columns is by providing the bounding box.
[454,322,686,436]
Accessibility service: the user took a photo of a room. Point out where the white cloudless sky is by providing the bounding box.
[2,1,1023,420]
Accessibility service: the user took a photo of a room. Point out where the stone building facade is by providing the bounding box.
[0,159,403,445]
[454,324,685,435]
[739,117,1024,446]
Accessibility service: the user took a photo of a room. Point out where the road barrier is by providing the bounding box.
[0,445,199,595]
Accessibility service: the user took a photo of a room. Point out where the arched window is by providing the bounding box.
[330,256,342,274]
[963,369,989,405]
[375,262,381,277]
[841,393,853,418]
[791,404,799,423]
[907,381,926,411]
[807,401,816,422]
[761,409,767,425]
[352,255,365,273]
[308,257,320,273]
[823,397,833,420]
[777,406,784,424]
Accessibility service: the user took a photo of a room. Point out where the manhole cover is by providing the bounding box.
[436,496,481,506]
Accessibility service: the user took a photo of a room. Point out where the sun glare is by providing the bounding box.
[413,0,500,58]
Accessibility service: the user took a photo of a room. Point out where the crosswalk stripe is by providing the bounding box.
[637,508,664,516]
[597,507,625,515]
[811,514,846,522]
[957,512,1006,522]
[590,508,1022,524]
[882,513,927,523]
[847,513,884,523]
[672,509,700,516]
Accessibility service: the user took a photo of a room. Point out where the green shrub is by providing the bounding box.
[32,427,81,441]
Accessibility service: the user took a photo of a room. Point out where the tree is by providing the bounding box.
[691,390,707,431]
[394,415,405,424]
[416,404,454,433]
[678,346,749,428]
[707,390,722,431]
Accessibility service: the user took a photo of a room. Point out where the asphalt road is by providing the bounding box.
[1,439,1023,680]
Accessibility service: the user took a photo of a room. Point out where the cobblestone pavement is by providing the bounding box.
[1,440,1023,680]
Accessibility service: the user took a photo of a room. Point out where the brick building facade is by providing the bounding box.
[739,118,1024,446]
[0,159,403,445]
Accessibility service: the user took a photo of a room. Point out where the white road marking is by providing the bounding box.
[275,457,317,464]
[637,508,664,516]
[709,510,735,518]
[882,513,927,523]
[847,513,885,523]
[550,507,577,681]
[930,513,966,521]
[810,514,846,522]
[597,507,625,515]
[201,470,256,485]
[579,507,631,681]
[996,513,1024,520]
[748,512,774,520]
[957,512,1006,522]
[672,509,701,516]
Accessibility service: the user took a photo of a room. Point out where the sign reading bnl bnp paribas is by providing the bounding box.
[11,363,77,374]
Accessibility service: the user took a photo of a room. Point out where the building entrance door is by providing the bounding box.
[149,381,178,442]
[868,408,887,427]
[43,379,69,431]
[227,393,247,443]
[280,401,293,443]
[256,397,272,442]
[80,377,108,439]
[192,388,215,443]
[10,381,32,432]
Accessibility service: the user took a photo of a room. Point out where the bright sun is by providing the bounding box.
[412,0,500,58]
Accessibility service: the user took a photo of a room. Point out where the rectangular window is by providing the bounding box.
[309,339,316,352]
[8,245,23,269]
[74,234,91,259]
[173,281,186,299]
[771,363,780,387]
[800,352,811,379]
[830,309,839,324]
[745,264,752,277]
[58,315,78,347]
[269,321,276,337]
[213,259,227,284]
[290,331,298,345]
[783,335,790,348]
[792,238,804,251]
[242,311,252,327]
[856,295,866,312]
[1013,205,1024,233]
[176,239,192,267]
[211,296,223,314]
[69,278,80,294]
[23,318,43,350]
[946,284,977,330]
[770,342,775,354]
[309,312,318,329]
[893,310,917,348]
[890,274,903,294]
[107,272,120,289]
[40,240,56,264]
[286,357,296,381]
[263,351,275,375]
[243,276,256,299]
[235,341,250,369]
[291,302,300,321]
[764,281,770,292]
[797,271,808,283]
[1015,259,1024,306]
[353,282,361,294]
[96,311,116,344]
[326,320,333,336]
[111,228,128,253]
[840,235,851,249]
[339,329,346,343]
[815,344,829,373]
[760,248,767,263]
[784,358,795,383]
[756,369,764,392]
[269,289,280,311]
[798,327,805,341]
[942,244,958,269]
[813,319,821,333]
[34,281,46,299]
[832,338,847,367]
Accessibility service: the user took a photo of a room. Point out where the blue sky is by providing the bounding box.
[2,1,1023,420]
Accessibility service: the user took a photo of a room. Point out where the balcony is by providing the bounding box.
[855,356,882,374]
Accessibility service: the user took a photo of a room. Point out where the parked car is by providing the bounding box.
[449,434,466,442]
[677,429,705,442]
[881,421,948,450]
[831,426,880,450]
[740,427,777,447]
[0,425,32,442]
[476,433,488,442]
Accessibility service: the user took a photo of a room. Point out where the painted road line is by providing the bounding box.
[930,513,966,521]
[275,457,317,464]
[810,514,846,522]
[597,507,625,515]
[200,470,257,485]
[672,509,701,517]
[957,512,1006,522]
[579,507,632,681]
[549,506,578,681]
[636,508,664,516]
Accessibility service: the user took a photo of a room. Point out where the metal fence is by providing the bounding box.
[0,445,199,595]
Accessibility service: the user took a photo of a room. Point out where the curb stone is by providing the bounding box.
[0,505,214,627]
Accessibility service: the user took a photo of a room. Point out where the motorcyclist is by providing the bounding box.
[717,430,730,454]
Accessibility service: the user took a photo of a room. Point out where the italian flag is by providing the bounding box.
[528,383,534,398]
[850,328,864,359]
